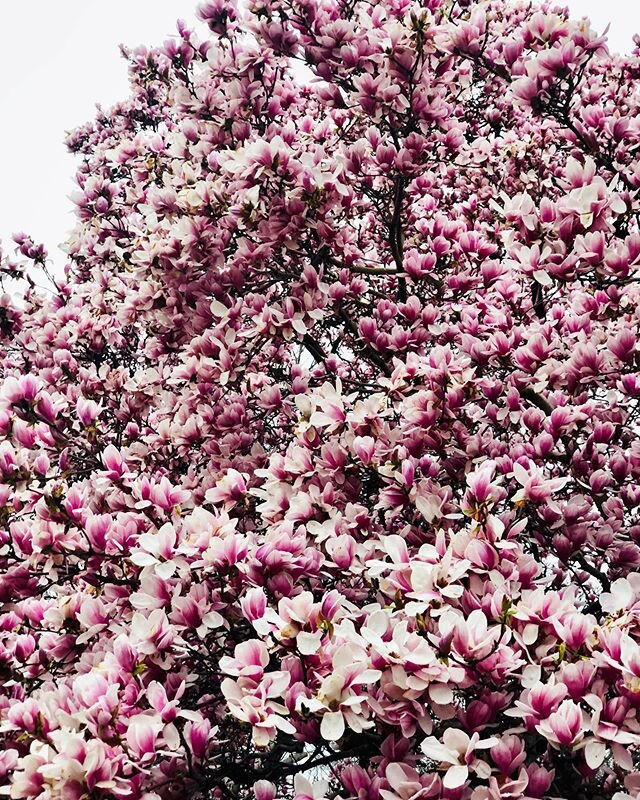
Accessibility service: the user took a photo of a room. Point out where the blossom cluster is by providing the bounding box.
[0,0,639,798]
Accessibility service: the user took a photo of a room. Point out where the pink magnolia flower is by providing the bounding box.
[220,640,270,681]
[421,729,498,789]
[222,672,295,746]
[536,699,585,747]
[129,522,178,578]
[451,609,503,661]
[185,717,213,760]
[293,774,329,800]
[509,681,568,725]
[126,713,164,760]
[129,609,175,654]
[490,735,526,776]
[379,762,440,800]
[101,444,127,481]
[241,587,268,623]
[307,381,350,431]
[76,396,101,427]
[299,644,381,741]
[512,462,569,508]
[461,461,504,518]
[205,469,248,509]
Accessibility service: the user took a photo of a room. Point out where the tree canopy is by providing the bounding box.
[1,1,640,798]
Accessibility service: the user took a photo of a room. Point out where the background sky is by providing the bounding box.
[0,0,638,270]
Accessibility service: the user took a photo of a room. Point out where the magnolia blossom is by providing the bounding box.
[222,672,295,746]
[298,644,381,741]
[129,522,179,579]
[421,729,498,789]
[600,577,640,616]
[536,700,585,748]
[219,640,270,680]
[512,463,569,509]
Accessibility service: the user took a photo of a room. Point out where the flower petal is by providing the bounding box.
[320,711,345,741]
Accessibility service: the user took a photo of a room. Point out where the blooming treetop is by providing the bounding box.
[0,0,640,798]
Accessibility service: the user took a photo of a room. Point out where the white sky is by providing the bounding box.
[0,0,638,269]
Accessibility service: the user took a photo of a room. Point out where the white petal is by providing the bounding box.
[411,562,434,593]
[512,463,529,486]
[163,723,181,750]
[129,552,157,567]
[155,560,176,580]
[245,186,260,206]
[138,533,161,552]
[443,765,468,789]
[610,196,626,215]
[354,670,382,685]
[415,494,441,522]
[421,737,452,761]
[202,611,224,629]
[210,299,228,317]
[580,212,594,228]
[384,534,409,564]
[601,578,632,614]
[521,664,542,688]
[272,716,296,735]
[429,683,454,705]
[533,269,553,287]
[523,623,539,645]
[320,711,345,741]
[297,632,322,655]
[585,740,607,769]
[293,776,313,798]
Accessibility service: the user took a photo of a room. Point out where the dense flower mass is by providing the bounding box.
[0,0,640,798]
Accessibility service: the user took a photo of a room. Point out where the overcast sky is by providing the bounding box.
[0,0,638,269]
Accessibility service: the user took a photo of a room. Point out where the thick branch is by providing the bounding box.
[571,551,611,593]
[338,306,392,377]
[302,333,327,364]
[389,176,408,303]
[520,386,553,416]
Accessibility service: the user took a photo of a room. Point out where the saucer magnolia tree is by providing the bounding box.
[1,0,640,798]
